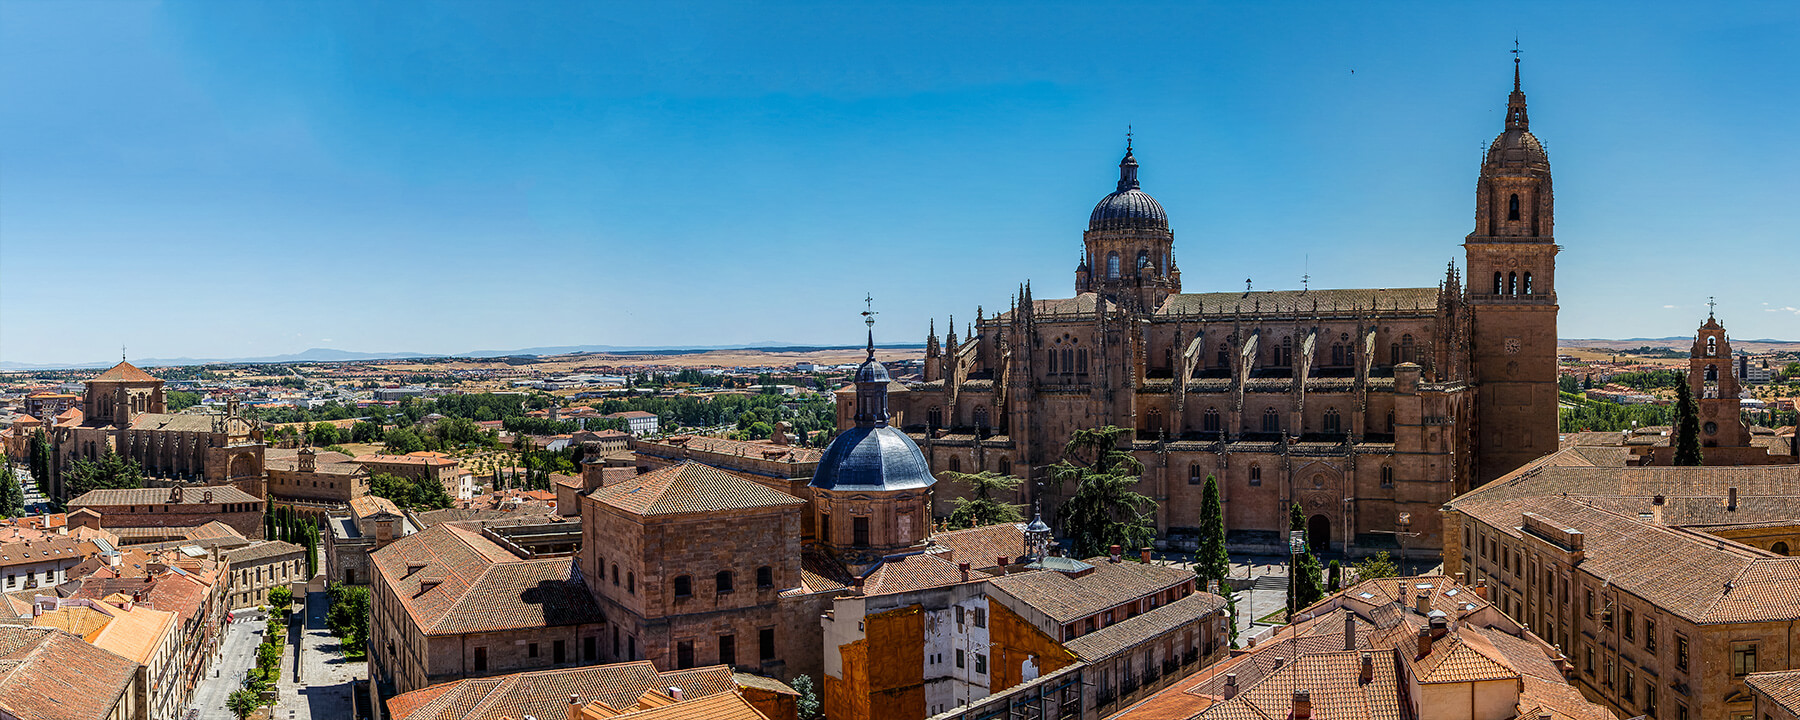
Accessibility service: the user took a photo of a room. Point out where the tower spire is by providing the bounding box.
[1506,41,1529,131]
[1117,132,1140,192]
[861,294,878,360]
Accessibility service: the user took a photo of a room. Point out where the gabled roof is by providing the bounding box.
[859,553,968,596]
[0,626,138,720]
[370,523,602,636]
[987,558,1193,624]
[88,361,158,384]
[384,661,736,720]
[68,485,259,507]
[592,462,804,517]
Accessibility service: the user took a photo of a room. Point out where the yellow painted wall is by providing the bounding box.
[988,600,1078,693]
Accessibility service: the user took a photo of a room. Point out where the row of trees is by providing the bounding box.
[369,472,455,511]
[265,506,320,576]
[0,459,25,518]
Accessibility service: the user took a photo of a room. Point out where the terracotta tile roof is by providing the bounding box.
[385,661,737,720]
[1746,669,1800,716]
[1195,649,1406,720]
[580,687,769,720]
[1063,592,1225,660]
[793,549,851,595]
[412,507,561,528]
[354,453,458,467]
[0,625,138,720]
[186,520,249,542]
[350,494,403,519]
[265,448,363,473]
[69,485,259,507]
[988,559,1193,624]
[86,604,178,665]
[0,535,98,569]
[32,606,115,641]
[592,462,804,517]
[370,523,602,635]
[88,361,158,383]
[1405,629,1515,684]
[641,436,823,465]
[860,553,969,596]
[225,540,306,564]
[924,523,1027,568]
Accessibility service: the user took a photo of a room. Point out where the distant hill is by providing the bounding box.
[1560,337,1799,352]
[0,343,925,372]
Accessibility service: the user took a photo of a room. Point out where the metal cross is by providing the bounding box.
[1245,278,1253,292]
[1512,38,1521,64]
[862,294,878,328]
[1126,125,1133,150]
[1707,296,1717,317]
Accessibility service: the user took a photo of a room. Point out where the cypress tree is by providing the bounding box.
[1674,380,1703,466]
[1195,475,1237,644]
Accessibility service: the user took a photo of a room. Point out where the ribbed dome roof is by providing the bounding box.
[1486,129,1548,167]
[1088,147,1169,232]
[853,357,890,384]
[809,425,936,492]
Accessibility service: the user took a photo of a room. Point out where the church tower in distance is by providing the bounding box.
[1689,310,1751,449]
[1465,57,1560,486]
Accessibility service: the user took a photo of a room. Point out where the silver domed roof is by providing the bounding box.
[809,425,936,492]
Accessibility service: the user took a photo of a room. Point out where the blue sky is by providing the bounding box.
[3,1,1797,365]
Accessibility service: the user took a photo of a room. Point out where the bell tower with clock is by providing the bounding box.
[1465,55,1560,486]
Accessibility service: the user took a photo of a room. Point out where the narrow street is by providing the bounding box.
[187,608,267,720]
[275,590,363,719]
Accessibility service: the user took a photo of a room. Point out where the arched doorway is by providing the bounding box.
[1773,542,1790,556]
[1308,515,1331,554]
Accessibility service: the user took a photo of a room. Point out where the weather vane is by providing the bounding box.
[1512,37,1521,64]
[862,293,877,328]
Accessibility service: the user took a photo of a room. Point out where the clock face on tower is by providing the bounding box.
[1505,337,1521,355]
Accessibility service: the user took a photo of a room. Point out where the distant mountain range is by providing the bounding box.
[7,336,1792,373]
[0,343,927,372]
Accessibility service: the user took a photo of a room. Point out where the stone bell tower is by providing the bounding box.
[1689,309,1750,448]
[1465,56,1560,486]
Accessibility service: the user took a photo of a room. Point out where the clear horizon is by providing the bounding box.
[3,2,1797,365]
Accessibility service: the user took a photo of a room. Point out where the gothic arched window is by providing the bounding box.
[1331,343,1346,366]
[1137,249,1151,274]
[1189,464,1204,485]
[1508,193,1521,221]
[1047,349,1057,373]
[1523,272,1533,295]
[1106,252,1121,279]
[1274,337,1292,367]
[1508,272,1518,295]
[1390,343,1401,366]
[1063,348,1074,374]
[926,406,942,427]
[1401,334,1416,363]
[1323,408,1341,433]
[1380,465,1394,488]
[973,406,991,429]
[1493,272,1503,295]
[997,458,1012,476]
[1144,408,1163,435]
[948,457,962,473]
[1262,408,1280,433]
[1203,407,1221,433]
[1248,464,1262,486]
[1077,349,1088,373]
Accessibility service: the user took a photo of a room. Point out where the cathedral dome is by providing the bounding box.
[1486,128,1548,167]
[853,357,890,384]
[1088,147,1169,232]
[809,425,936,492]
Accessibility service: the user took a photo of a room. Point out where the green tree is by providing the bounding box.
[791,674,822,720]
[350,420,383,443]
[1673,379,1703,466]
[1327,560,1342,591]
[227,689,262,719]
[1353,551,1400,582]
[326,583,371,659]
[0,461,22,518]
[1193,474,1237,645]
[1287,502,1326,614]
[28,429,51,491]
[268,585,293,609]
[165,390,202,412]
[1051,426,1156,559]
[944,471,1025,529]
[384,427,427,455]
[63,450,146,499]
[308,422,342,447]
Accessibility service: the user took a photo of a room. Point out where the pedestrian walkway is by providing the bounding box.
[274,590,362,720]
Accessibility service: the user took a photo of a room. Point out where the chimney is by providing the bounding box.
[1429,613,1449,639]
[959,562,971,582]
[1110,545,1122,562]
[1140,547,1152,563]
[1414,591,1431,615]
[1343,612,1357,650]
[851,576,864,594]
[668,687,684,701]
[1453,572,1466,585]
[1416,628,1434,658]
[997,556,1009,568]
[1222,673,1238,699]
[568,695,581,720]
[1291,689,1312,719]
[1472,579,1488,600]
[1729,487,1738,511]
[1359,652,1374,684]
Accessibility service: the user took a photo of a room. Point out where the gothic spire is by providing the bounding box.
[1506,44,1529,131]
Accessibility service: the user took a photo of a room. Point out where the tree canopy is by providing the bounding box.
[1673,379,1703,466]
[1051,426,1156,559]
[63,450,146,499]
[943,471,1024,529]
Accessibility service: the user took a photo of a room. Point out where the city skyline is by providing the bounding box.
[4,2,1798,365]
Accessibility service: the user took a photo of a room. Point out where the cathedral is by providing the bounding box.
[854,62,1561,559]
